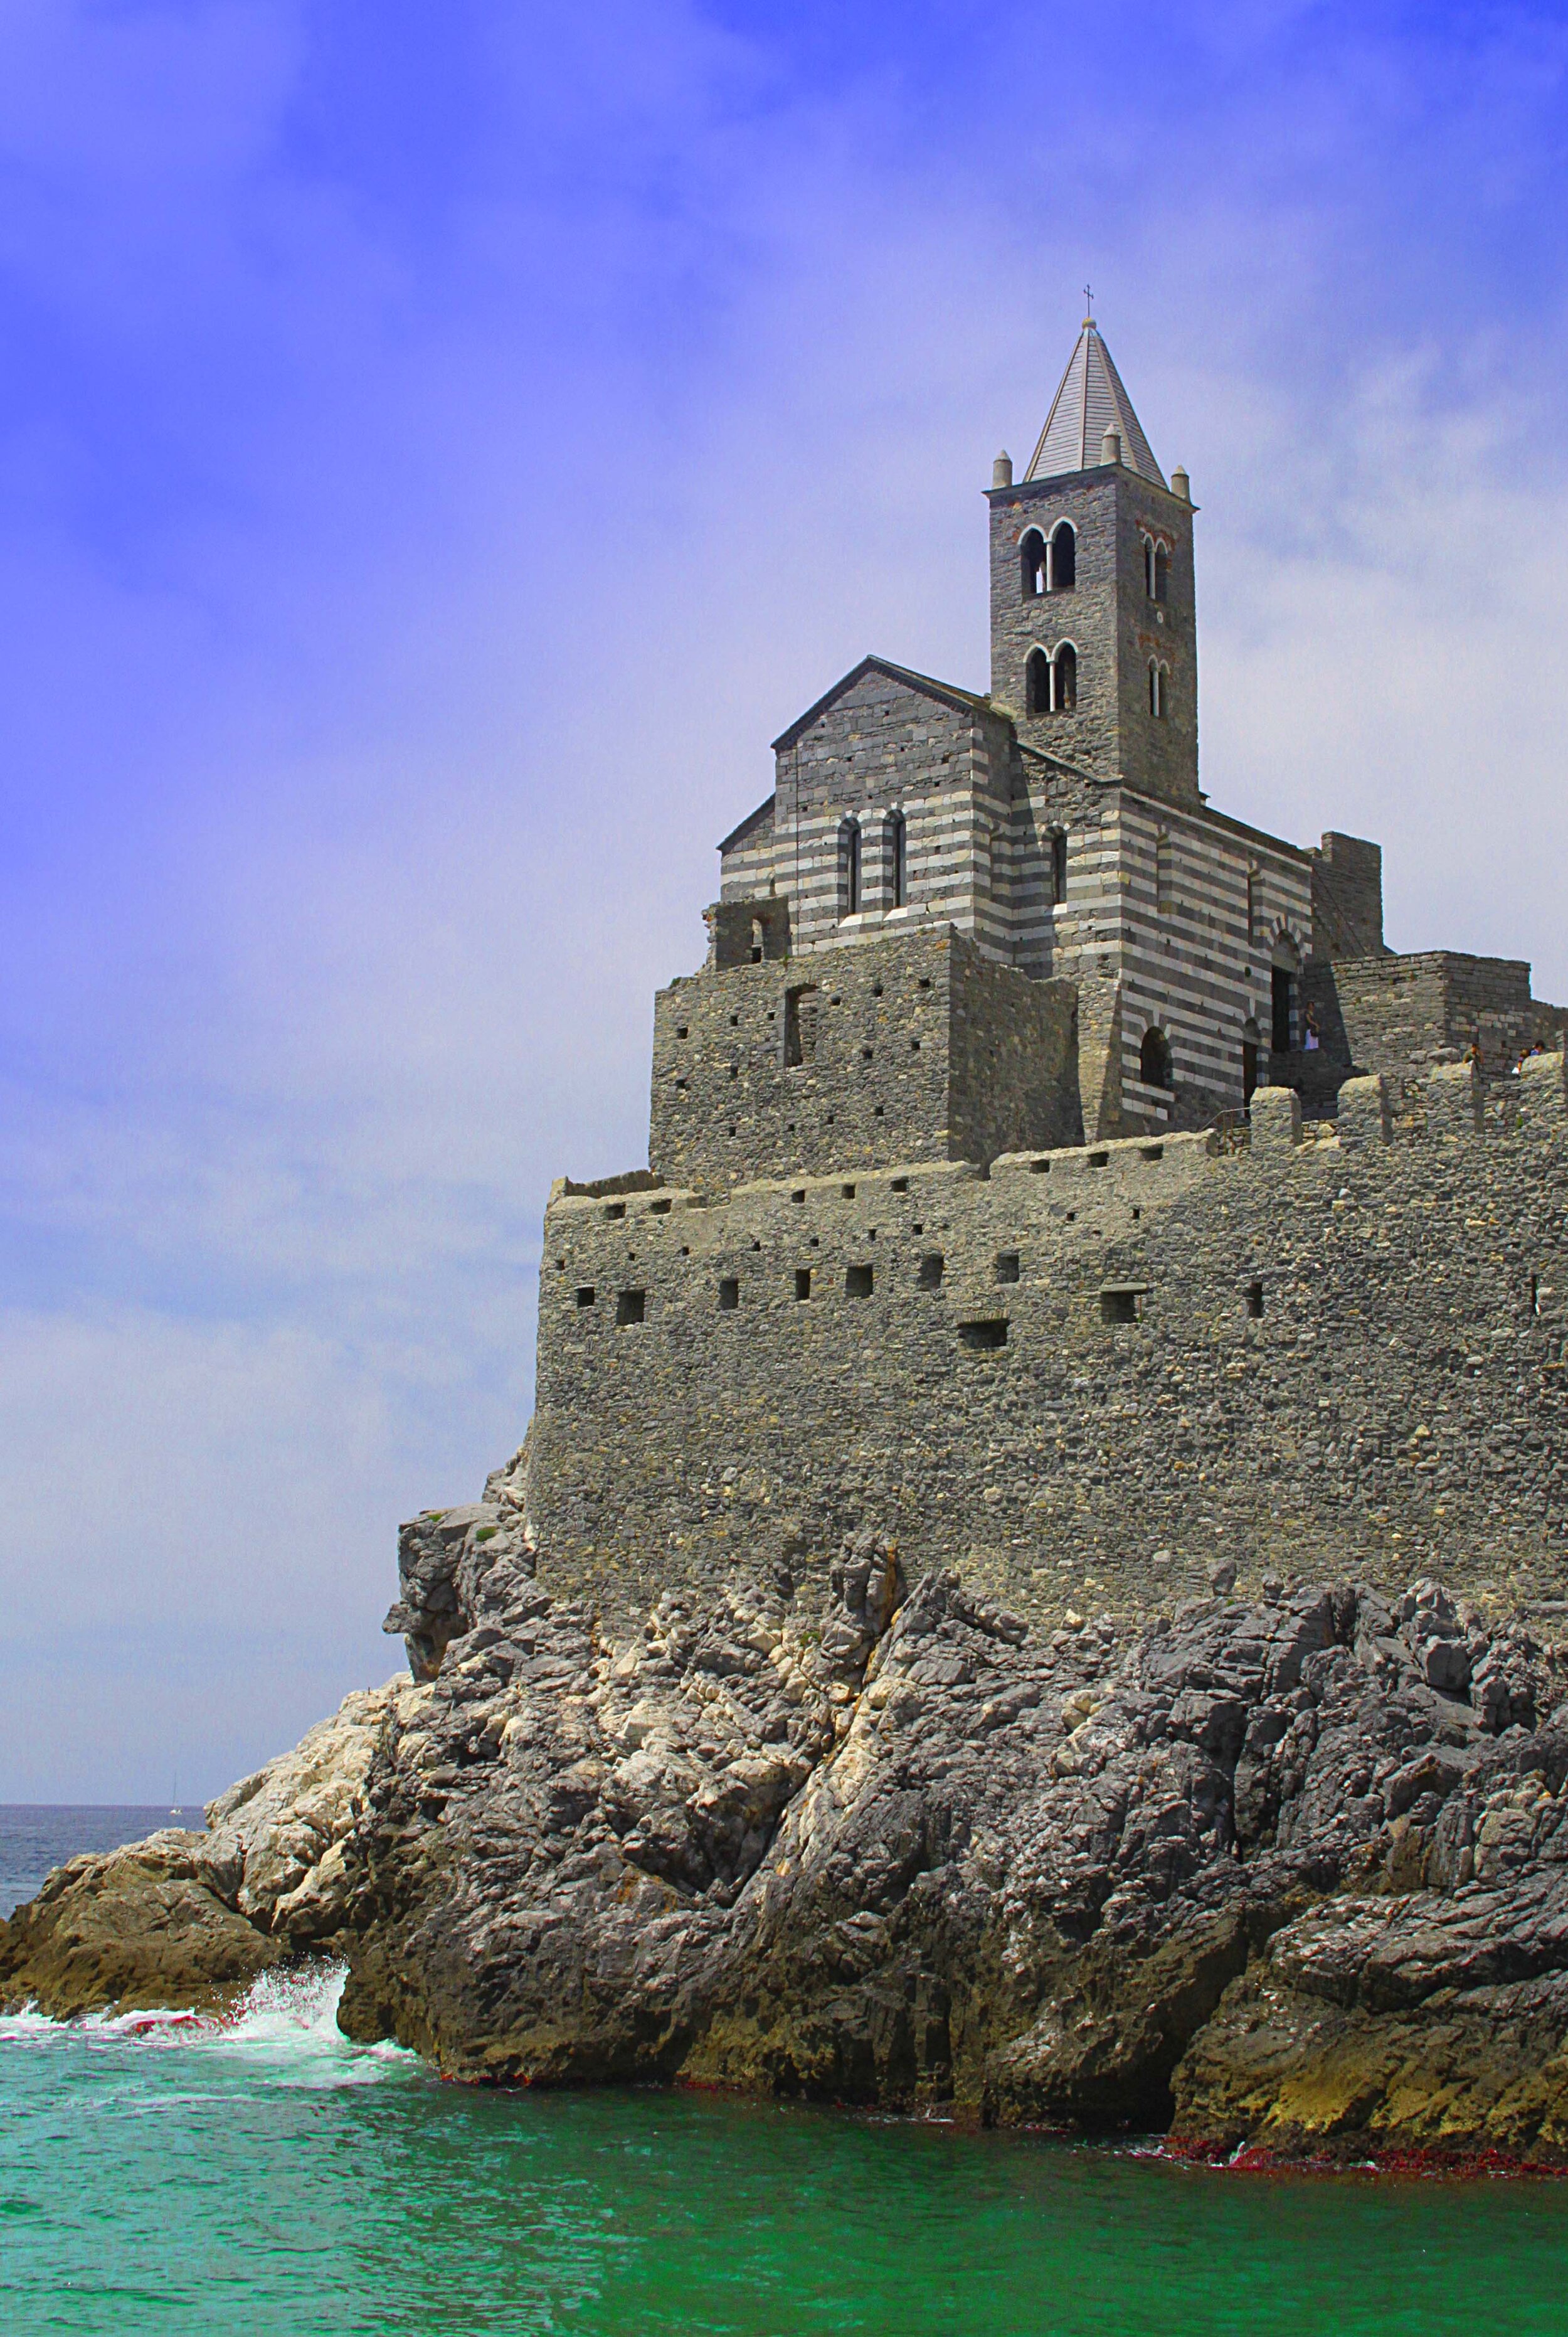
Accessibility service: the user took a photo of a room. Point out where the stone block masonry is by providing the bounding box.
[526,1057,1568,1632]
[649,924,1080,1189]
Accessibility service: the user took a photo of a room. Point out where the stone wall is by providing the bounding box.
[1308,831,1385,962]
[1305,951,1565,1086]
[648,924,1079,1190]
[529,1053,1568,1632]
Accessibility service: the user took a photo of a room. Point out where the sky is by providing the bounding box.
[1,0,1565,1801]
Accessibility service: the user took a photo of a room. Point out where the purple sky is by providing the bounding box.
[2,0,1565,1799]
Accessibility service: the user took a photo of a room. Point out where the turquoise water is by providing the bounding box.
[4,1964,1568,2337]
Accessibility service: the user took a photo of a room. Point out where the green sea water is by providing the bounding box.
[4,1967,1568,2336]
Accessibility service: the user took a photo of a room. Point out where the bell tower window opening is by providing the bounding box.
[1154,543,1169,602]
[1050,829,1068,905]
[1148,661,1168,718]
[1053,642,1078,711]
[1020,529,1047,599]
[1025,647,1051,715]
[1049,521,1076,591]
[1144,536,1155,597]
[889,811,908,908]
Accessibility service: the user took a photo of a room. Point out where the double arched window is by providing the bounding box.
[1148,660,1168,719]
[1143,535,1169,603]
[1027,643,1078,715]
[1019,521,1076,599]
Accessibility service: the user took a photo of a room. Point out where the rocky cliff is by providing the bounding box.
[9,1480,1568,2164]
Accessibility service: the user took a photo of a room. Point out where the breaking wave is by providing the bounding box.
[0,1959,419,2085]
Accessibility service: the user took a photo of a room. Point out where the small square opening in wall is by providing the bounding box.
[792,1189,806,1205]
[918,976,932,990]
[891,1177,909,1193]
[874,1105,885,1118]
[845,1264,873,1297]
[675,1025,688,1039]
[575,1287,596,1308]
[996,1252,1020,1284]
[1246,1280,1264,1318]
[842,1183,857,1199]
[616,1290,646,1325]
[1099,1286,1145,1325]
[959,1319,1008,1350]
[1088,1153,1110,1169]
[649,1198,671,1215]
[719,1278,739,1311]
[918,1253,945,1290]
[605,1201,627,1220]
[795,1269,812,1301]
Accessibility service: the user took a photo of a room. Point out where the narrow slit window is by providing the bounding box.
[795,1269,812,1301]
[842,822,862,917]
[718,1277,739,1310]
[1246,1280,1264,1319]
[890,811,908,908]
[1153,543,1169,602]
[1051,829,1069,905]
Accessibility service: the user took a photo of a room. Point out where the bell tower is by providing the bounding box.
[987,314,1202,810]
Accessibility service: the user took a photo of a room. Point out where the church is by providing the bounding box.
[646,310,1560,1195]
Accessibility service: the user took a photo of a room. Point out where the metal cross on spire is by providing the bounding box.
[1083,283,1095,324]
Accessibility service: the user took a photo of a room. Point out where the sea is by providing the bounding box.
[3,1809,1568,2336]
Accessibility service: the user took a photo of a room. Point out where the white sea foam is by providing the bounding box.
[0,1960,420,2085]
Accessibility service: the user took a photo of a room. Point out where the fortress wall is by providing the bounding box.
[529,1057,1568,1631]
[1306,952,1563,1085]
[649,925,1079,1190]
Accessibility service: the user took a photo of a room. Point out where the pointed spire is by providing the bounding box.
[1024,315,1165,487]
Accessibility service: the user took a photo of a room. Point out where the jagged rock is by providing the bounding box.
[0,1831,287,2018]
[13,1526,1568,2159]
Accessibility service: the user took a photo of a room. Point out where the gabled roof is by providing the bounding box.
[718,794,775,856]
[770,655,987,753]
[1025,317,1165,487]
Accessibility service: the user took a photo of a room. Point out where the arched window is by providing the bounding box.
[1049,521,1076,591]
[1050,829,1068,905]
[1155,829,1173,914]
[1148,661,1167,718]
[1154,543,1169,603]
[1020,529,1047,599]
[1140,1027,1173,1090]
[1025,647,1051,715]
[1245,865,1260,943]
[842,821,862,917]
[1143,537,1156,597]
[889,811,908,908]
[1053,642,1078,710]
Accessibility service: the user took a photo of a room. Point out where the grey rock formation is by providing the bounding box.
[11,1496,1568,2159]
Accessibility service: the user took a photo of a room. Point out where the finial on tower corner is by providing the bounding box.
[992,450,1014,489]
[1100,426,1122,467]
[1171,465,1191,503]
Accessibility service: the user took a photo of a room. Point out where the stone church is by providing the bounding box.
[649,311,1560,1195]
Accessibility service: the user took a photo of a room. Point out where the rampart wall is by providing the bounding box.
[649,925,1080,1188]
[526,1052,1568,1632]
